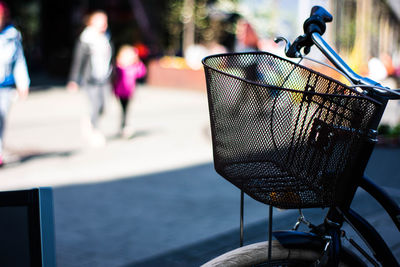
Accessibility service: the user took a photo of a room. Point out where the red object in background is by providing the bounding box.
[380,53,395,76]
[134,42,150,60]
[0,1,10,21]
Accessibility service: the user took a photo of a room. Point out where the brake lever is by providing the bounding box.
[275,6,332,59]
[274,37,293,56]
[275,36,311,58]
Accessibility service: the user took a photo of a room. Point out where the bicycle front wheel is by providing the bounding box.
[201,240,366,267]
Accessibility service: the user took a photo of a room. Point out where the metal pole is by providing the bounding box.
[240,190,244,247]
[268,205,273,261]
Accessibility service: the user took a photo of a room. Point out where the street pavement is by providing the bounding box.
[0,85,399,266]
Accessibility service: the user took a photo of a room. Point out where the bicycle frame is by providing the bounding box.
[275,169,400,266]
[323,175,400,266]
[314,29,400,266]
[274,26,400,267]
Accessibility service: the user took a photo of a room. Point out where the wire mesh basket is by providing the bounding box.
[203,52,381,209]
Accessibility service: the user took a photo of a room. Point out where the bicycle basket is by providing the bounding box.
[203,52,381,209]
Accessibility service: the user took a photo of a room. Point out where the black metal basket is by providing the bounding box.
[203,52,381,209]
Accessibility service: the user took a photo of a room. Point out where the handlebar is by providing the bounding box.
[275,6,400,100]
[310,33,378,87]
[304,6,332,35]
[275,6,333,58]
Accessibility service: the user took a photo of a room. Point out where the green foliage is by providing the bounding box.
[378,124,391,135]
[391,123,400,137]
[165,0,239,54]
[165,0,185,53]
[378,123,400,137]
[335,0,356,53]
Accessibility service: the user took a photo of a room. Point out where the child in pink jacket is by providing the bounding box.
[113,45,146,136]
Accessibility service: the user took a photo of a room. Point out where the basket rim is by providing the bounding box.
[202,51,381,106]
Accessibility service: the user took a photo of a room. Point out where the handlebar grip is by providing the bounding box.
[310,6,333,23]
[304,6,333,35]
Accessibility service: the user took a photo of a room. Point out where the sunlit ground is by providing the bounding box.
[0,85,213,190]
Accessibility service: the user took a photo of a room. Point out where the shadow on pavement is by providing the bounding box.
[52,148,400,267]
[126,220,269,267]
[4,150,76,168]
[107,129,156,142]
[52,163,269,267]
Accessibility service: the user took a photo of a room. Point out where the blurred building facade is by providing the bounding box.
[7,0,166,80]
[332,0,400,74]
[298,0,400,74]
[5,0,400,82]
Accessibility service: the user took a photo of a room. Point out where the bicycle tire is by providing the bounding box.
[201,240,366,267]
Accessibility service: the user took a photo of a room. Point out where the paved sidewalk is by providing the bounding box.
[0,85,212,189]
[0,85,399,266]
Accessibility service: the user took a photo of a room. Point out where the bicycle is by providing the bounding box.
[201,6,400,267]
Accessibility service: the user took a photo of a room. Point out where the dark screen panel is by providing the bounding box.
[0,206,31,266]
[0,188,55,267]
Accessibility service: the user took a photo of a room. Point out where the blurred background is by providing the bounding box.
[6,0,400,87]
[1,0,400,266]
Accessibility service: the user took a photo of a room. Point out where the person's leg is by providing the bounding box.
[0,89,13,165]
[84,84,106,146]
[97,83,108,120]
[84,84,100,128]
[119,98,129,129]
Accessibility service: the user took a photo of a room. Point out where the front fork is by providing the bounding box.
[273,228,341,266]
[274,209,343,266]
[275,204,400,266]
[323,219,342,266]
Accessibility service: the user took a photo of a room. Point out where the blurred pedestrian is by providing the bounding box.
[368,57,387,83]
[67,10,112,146]
[232,19,263,116]
[235,18,259,52]
[113,45,146,137]
[0,2,30,167]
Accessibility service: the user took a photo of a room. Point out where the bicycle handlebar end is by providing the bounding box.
[304,6,333,35]
[310,6,333,22]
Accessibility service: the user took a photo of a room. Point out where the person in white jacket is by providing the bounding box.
[67,10,112,146]
[0,2,30,167]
